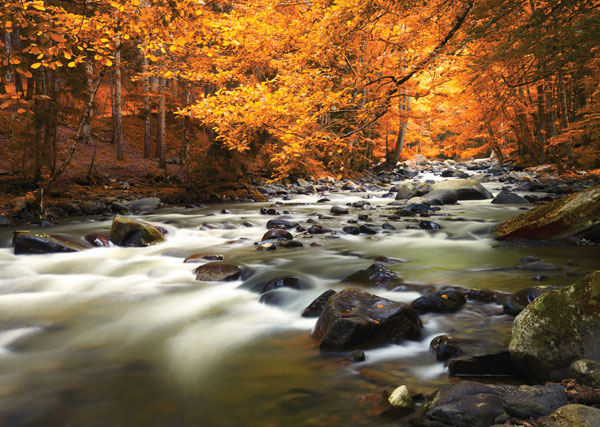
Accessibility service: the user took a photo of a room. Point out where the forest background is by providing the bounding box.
[0,0,599,207]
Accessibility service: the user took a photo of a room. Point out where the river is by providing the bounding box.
[0,171,598,426]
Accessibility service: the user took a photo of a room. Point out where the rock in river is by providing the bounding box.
[110,216,166,247]
[342,263,404,290]
[493,184,600,241]
[429,178,493,200]
[491,189,528,204]
[13,231,91,254]
[195,262,250,282]
[509,270,600,381]
[311,288,422,351]
[411,289,466,313]
[541,404,600,427]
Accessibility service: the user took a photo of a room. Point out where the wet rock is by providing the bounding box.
[311,288,422,351]
[359,224,377,235]
[262,229,293,241]
[430,335,462,361]
[13,231,91,255]
[125,197,161,211]
[84,233,110,247]
[494,185,600,241]
[463,288,501,303]
[184,254,224,263]
[419,220,441,230]
[571,359,600,388]
[342,263,403,289]
[388,385,413,409]
[430,179,493,200]
[302,290,337,318]
[540,404,600,427]
[195,262,249,282]
[448,350,519,378]
[330,206,349,215]
[260,207,280,215]
[503,383,567,419]
[509,271,600,381]
[425,381,508,427]
[352,200,370,208]
[382,223,396,230]
[491,190,528,204]
[411,289,466,313]
[307,225,330,234]
[110,216,166,247]
[404,202,430,214]
[253,276,302,294]
[441,169,457,177]
[344,349,365,362]
[502,286,558,316]
[266,219,299,229]
[342,226,360,235]
[395,182,418,200]
[423,189,458,205]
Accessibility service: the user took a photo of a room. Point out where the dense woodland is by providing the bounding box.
[1,0,599,191]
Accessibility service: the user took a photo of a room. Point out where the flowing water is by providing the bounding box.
[0,177,599,426]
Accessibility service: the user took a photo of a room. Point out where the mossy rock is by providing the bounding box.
[110,216,166,247]
[509,271,600,381]
[494,185,600,240]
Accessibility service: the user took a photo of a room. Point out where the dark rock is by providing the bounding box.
[382,223,396,230]
[503,286,558,316]
[491,190,528,204]
[311,288,422,351]
[252,276,302,294]
[359,224,377,235]
[419,220,441,230]
[494,185,600,240]
[342,226,361,235]
[330,206,349,215]
[405,203,430,214]
[109,217,166,247]
[262,229,293,241]
[425,381,508,427]
[302,290,337,318]
[195,262,250,282]
[352,200,370,208]
[430,335,462,361]
[395,183,418,200]
[13,231,91,255]
[509,271,600,381]
[411,289,466,313]
[260,207,280,215]
[424,190,458,205]
[357,214,369,221]
[266,219,299,229]
[503,383,567,419]
[307,225,330,234]
[317,197,330,203]
[430,179,493,200]
[79,200,100,215]
[441,169,457,177]
[448,351,519,378]
[279,239,303,248]
[342,263,403,289]
[463,288,501,303]
[84,233,110,247]
[518,261,560,271]
[520,256,542,263]
[125,197,161,211]
[344,350,365,362]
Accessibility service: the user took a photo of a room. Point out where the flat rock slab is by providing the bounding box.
[429,179,493,200]
[494,185,600,240]
[13,231,91,255]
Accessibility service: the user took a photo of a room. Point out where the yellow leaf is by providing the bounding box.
[36,53,44,59]
[68,61,76,68]
[169,45,177,52]
[0,99,12,109]
[32,2,46,11]
[100,38,109,43]
[31,63,42,69]
[123,34,130,40]
[105,58,113,67]
[64,52,72,60]
[17,108,29,114]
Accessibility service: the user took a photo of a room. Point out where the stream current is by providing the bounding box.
[0,174,599,426]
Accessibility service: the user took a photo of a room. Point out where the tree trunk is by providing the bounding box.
[158,77,167,169]
[143,54,152,159]
[114,43,124,160]
[81,60,95,145]
[389,93,411,166]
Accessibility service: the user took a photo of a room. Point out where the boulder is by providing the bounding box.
[395,182,418,200]
[502,286,558,316]
[13,231,91,255]
[423,189,458,205]
[265,219,299,229]
[262,229,293,241]
[430,335,462,361]
[509,271,600,381]
[540,404,600,427]
[448,350,520,378]
[430,179,493,200]
[195,262,249,282]
[125,197,161,211]
[491,190,528,204]
[330,206,349,215]
[493,185,600,241]
[302,290,337,318]
[503,383,567,419]
[342,264,404,290]
[109,216,166,247]
[311,288,422,351]
[411,289,466,313]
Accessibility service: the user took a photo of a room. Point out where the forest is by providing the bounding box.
[1,0,599,204]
